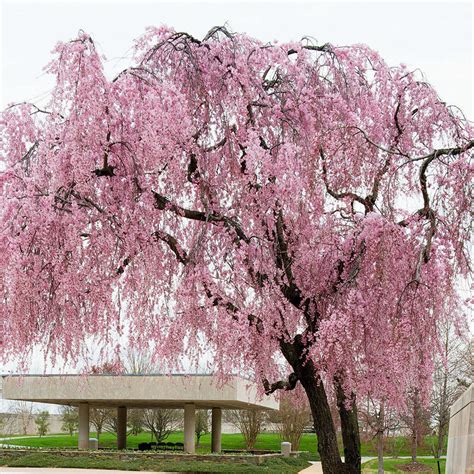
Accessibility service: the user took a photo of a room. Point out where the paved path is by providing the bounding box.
[299,461,323,473]
[297,456,445,473]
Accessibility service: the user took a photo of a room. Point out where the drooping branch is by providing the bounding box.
[416,141,474,213]
[70,191,104,214]
[397,140,473,231]
[153,230,188,265]
[116,228,188,275]
[323,119,407,212]
[203,284,265,334]
[400,142,474,280]
[320,148,370,212]
[412,152,438,279]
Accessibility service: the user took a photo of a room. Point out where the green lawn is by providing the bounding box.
[361,435,446,457]
[3,432,446,459]
[362,458,445,473]
[2,431,319,455]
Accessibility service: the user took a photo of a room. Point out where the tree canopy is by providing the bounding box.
[1,26,472,472]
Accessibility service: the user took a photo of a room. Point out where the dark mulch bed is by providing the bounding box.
[394,462,433,472]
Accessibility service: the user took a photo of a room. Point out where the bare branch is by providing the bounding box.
[320,148,369,211]
[152,191,250,243]
[153,230,188,265]
[287,44,332,55]
[263,373,298,395]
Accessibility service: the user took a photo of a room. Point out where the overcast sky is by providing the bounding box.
[1,1,473,118]
[0,0,472,411]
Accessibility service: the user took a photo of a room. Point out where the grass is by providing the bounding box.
[362,458,445,473]
[0,433,449,473]
[3,432,446,458]
[359,435,446,458]
[0,451,312,473]
[3,431,318,454]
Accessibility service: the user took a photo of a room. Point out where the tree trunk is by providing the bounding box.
[377,431,384,474]
[300,375,345,472]
[411,430,417,462]
[335,380,361,472]
[411,391,419,462]
[436,366,449,458]
[375,401,385,474]
[436,420,444,459]
[280,340,360,473]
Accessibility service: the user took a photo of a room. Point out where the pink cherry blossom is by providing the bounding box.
[1,27,472,472]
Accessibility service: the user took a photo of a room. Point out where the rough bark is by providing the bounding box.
[376,403,385,474]
[411,391,420,462]
[280,340,361,473]
[411,429,417,462]
[335,380,361,473]
[299,367,345,473]
[377,432,384,474]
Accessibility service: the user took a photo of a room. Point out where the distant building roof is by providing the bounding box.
[2,374,278,410]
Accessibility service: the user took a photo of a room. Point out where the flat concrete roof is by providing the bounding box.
[2,374,278,410]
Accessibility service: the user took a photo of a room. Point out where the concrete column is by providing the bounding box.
[117,406,127,450]
[184,403,196,453]
[211,407,222,453]
[78,403,89,450]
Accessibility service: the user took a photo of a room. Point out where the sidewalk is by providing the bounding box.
[299,461,323,473]
[298,456,444,473]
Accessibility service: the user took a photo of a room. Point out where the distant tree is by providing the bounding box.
[90,408,113,441]
[226,409,266,450]
[123,348,160,375]
[127,409,145,436]
[142,408,181,443]
[12,402,34,435]
[0,413,6,435]
[359,397,400,474]
[401,389,431,462]
[90,361,123,375]
[88,361,122,440]
[122,350,159,438]
[195,410,209,447]
[60,406,79,436]
[269,390,311,451]
[35,410,50,437]
[0,413,14,436]
[431,322,472,458]
[103,410,118,435]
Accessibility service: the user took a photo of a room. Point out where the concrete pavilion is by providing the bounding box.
[1,374,278,453]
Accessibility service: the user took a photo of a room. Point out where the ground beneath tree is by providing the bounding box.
[394,462,433,472]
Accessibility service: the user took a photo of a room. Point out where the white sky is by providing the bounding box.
[1,0,473,118]
[0,0,472,411]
